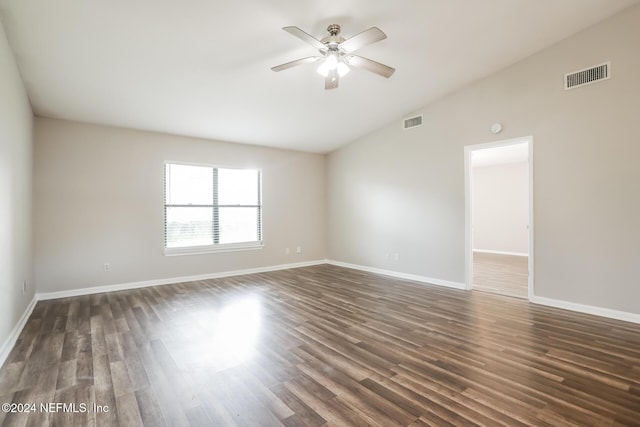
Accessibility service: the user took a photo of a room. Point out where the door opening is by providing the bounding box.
[464,137,533,299]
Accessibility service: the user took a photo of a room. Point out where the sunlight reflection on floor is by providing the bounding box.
[180,296,263,370]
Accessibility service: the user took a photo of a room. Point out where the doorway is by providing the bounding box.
[464,137,533,299]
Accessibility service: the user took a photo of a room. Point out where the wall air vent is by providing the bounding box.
[564,62,610,90]
[403,114,423,129]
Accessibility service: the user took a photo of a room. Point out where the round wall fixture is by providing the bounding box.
[490,123,503,134]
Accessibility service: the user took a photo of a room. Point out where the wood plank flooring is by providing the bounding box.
[1,264,640,426]
[473,252,529,299]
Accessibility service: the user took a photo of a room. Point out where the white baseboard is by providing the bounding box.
[0,295,37,369]
[531,295,640,324]
[37,259,328,301]
[473,249,528,257]
[327,260,466,290]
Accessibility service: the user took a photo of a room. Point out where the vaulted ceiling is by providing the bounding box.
[0,0,637,152]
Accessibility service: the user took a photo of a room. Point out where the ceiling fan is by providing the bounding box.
[271,24,395,90]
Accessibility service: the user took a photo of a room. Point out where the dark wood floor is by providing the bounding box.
[1,265,640,426]
[473,252,529,299]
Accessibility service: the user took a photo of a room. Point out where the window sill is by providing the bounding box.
[164,242,264,256]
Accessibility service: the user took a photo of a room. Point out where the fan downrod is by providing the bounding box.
[326,24,341,36]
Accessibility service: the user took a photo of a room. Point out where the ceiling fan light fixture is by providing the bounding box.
[317,53,338,77]
[273,24,395,89]
[337,61,350,77]
[317,54,350,78]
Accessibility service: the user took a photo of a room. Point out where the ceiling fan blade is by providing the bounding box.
[271,56,321,72]
[340,27,387,52]
[325,69,339,90]
[347,55,395,78]
[282,26,326,51]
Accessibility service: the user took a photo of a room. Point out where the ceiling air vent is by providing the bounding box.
[564,62,610,90]
[403,114,423,129]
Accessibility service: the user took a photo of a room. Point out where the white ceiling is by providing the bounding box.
[0,0,637,153]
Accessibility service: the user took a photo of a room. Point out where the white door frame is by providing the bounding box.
[464,136,534,300]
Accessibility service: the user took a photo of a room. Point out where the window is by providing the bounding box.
[164,163,262,254]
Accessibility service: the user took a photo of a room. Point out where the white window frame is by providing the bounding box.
[163,161,263,256]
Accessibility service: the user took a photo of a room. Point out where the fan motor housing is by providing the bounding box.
[321,24,345,47]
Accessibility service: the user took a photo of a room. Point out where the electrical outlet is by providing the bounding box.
[285,247,290,255]
[103,262,111,272]
[296,246,302,254]
[393,253,400,261]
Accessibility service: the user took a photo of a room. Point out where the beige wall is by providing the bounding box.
[34,118,326,293]
[0,21,33,353]
[327,5,640,314]
[473,162,529,255]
